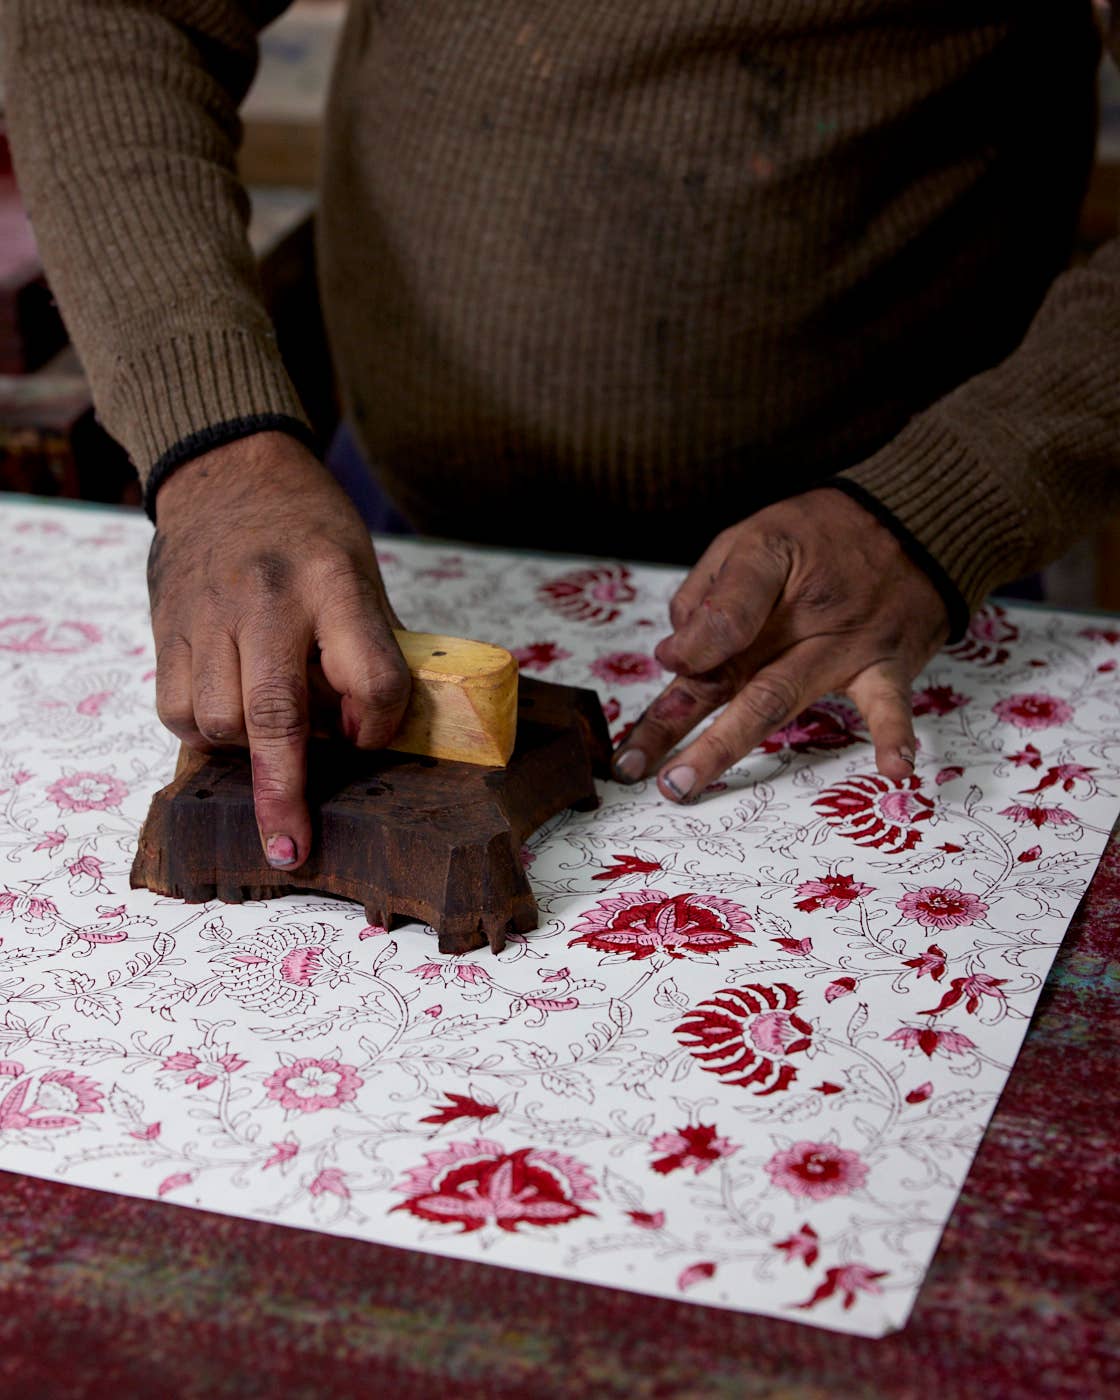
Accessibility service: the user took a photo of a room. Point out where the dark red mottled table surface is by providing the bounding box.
[1,823,1118,1400]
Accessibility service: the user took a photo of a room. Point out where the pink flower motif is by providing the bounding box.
[34,1070,104,1115]
[33,830,67,853]
[512,642,572,671]
[759,701,862,755]
[765,1141,868,1201]
[911,685,971,716]
[409,961,493,986]
[773,937,813,956]
[589,651,661,686]
[627,1210,665,1230]
[896,887,988,931]
[262,1138,299,1170]
[903,944,948,981]
[886,1025,977,1059]
[11,770,31,785]
[992,693,1074,731]
[935,766,965,785]
[774,1222,820,1268]
[67,854,108,895]
[358,924,388,939]
[569,890,753,962]
[457,964,492,985]
[47,771,128,812]
[392,1139,597,1235]
[1000,802,1079,829]
[411,963,443,980]
[946,604,1018,666]
[920,973,1008,1016]
[157,1171,194,1197]
[1007,743,1043,768]
[0,890,59,922]
[308,1168,350,1199]
[794,1262,888,1312]
[279,946,324,986]
[0,616,102,653]
[677,1261,717,1292]
[649,1123,739,1176]
[76,690,114,717]
[793,873,874,913]
[675,982,813,1094]
[824,976,858,1002]
[160,1049,247,1091]
[814,773,934,853]
[538,564,637,626]
[264,1057,363,1113]
[1020,763,1097,798]
[129,1122,161,1141]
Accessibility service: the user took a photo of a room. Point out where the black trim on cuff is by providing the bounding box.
[826,478,972,644]
[143,414,320,523]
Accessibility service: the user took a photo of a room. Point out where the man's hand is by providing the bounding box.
[612,488,950,801]
[148,431,410,870]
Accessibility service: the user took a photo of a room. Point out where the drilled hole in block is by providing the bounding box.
[194,789,212,800]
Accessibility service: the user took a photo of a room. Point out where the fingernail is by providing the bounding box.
[898,747,916,768]
[613,748,647,783]
[265,835,298,868]
[662,765,697,802]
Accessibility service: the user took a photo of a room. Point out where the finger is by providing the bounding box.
[239,623,313,870]
[612,673,736,783]
[315,591,411,750]
[667,532,735,631]
[191,628,245,746]
[847,663,917,781]
[656,537,789,678]
[657,640,836,801]
[154,634,206,749]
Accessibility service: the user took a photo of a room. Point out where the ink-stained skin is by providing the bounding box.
[147,429,409,873]
[613,487,949,803]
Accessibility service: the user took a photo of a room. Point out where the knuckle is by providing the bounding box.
[195,710,243,744]
[698,731,739,774]
[350,662,411,714]
[741,674,800,730]
[247,551,293,595]
[245,679,307,739]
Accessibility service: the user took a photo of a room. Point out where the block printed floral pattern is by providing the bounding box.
[0,502,1118,1338]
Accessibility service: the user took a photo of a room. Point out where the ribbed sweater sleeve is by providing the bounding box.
[0,1,311,504]
[837,6,1120,622]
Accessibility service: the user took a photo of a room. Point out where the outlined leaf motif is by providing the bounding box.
[500,1039,558,1069]
[845,1002,871,1044]
[541,1069,595,1104]
[108,1083,144,1125]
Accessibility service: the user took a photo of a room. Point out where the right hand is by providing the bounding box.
[148,430,411,872]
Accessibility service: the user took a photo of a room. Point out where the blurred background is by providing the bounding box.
[0,0,1118,608]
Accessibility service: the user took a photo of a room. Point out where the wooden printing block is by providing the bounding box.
[130,676,612,954]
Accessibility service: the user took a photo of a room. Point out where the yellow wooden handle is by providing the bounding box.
[389,630,518,767]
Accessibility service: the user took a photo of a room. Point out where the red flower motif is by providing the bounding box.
[774,1222,820,1267]
[999,802,1078,829]
[1020,763,1097,797]
[774,936,814,956]
[538,564,637,626]
[824,976,858,1002]
[935,766,964,785]
[911,685,970,716]
[649,1122,739,1176]
[992,692,1074,731]
[627,1209,665,1229]
[765,1141,869,1200]
[420,1092,500,1126]
[886,1024,977,1059]
[920,972,1007,1016]
[602,697,622,724]
[1017,845,1042,863]
[896,887,988,931]
[569,889,753,962]
[905,1081,933,1104]
[392,1139,597,1234]
[946,604,1018,666]
[793,873,874,913]
[675,982,812,1094]
[903,944,947,981]
[511,641,572,672]
[592,853,663,882]
[813,773,934,853]
[1007,743,1043,769]
[677,1261,717,1292]
[1080,626,1120,645]
[589,651,661,685]
[759,701,862,755]
[793,1263,888,1312]
[813,1082,844,1095]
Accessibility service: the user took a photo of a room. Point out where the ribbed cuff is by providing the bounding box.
[107,323,312,489]
[836,413,1030,631]
[143,413,321,523]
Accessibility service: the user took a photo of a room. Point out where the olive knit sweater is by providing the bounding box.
[3,1,1120,632]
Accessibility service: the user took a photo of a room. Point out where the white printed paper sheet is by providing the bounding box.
[0,500,1117,1337]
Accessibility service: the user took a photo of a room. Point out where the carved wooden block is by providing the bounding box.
[130,677,612,954]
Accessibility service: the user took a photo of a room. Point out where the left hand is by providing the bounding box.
[612,488,951,802]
